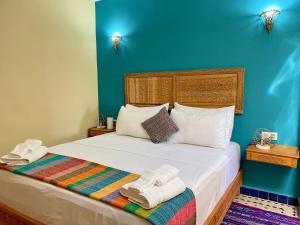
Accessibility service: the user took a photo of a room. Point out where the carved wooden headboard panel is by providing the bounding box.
[125,68,245,114]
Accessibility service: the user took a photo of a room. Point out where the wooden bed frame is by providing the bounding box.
[0,68,245,225]
[125,68,245,114]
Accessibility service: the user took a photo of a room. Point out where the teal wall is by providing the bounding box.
[95,0,300,197]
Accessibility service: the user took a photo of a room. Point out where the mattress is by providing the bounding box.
[0,133,240,225]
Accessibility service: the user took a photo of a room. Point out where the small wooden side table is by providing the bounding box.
[88,127,115,137]
[246,144,299,168]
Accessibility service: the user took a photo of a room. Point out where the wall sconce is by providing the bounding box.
[260,8,280,33]
[112,32,122,51]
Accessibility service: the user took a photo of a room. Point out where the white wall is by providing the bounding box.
[0,0,98,154]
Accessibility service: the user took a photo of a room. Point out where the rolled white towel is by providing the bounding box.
[126,165,179,193]
[154,164,179,186]
[9,139,42,159]
[128,170,157,193]
[25,139,42,150]
[120,177,186,209]
[1,146,48,166]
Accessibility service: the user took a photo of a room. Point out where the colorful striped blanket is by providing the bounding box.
[1,153,196,225]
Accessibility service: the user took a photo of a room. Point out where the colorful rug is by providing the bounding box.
[234,194,298,217]
[222,202,300,225]
[0,153,196,225]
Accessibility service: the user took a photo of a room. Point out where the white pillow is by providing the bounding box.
[116,105,168,139]
[174,103,235,142]
[169,109,229,148]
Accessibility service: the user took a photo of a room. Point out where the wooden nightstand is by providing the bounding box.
[246,144,299,168]
[88,127,115,137]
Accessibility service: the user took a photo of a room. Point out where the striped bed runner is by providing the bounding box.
[1,153,196,225]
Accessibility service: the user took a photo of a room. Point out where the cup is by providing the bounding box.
[107,117,114,130]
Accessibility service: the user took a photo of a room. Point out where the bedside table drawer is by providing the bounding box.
[247,152,297,168]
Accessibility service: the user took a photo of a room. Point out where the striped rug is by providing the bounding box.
[222,202,300,225]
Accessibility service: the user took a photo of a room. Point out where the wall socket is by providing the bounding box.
[262,132,278,141]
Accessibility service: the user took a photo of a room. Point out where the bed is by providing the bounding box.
[0,68,245,225]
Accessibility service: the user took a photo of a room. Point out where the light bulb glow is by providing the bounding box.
[260,7,280,20]
[111,32,122,50]
[260,7,281,33]
[112,33,122,43]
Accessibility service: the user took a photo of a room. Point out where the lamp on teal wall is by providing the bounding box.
[260,8,280,33]
[112,32,122,51]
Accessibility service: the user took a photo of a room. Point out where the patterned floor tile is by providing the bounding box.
[234,194,299,218]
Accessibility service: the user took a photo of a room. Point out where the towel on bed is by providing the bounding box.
[154,164,179,186]
[120,177,186,209]
[0,146,48,165]
[128,170,157,193]
[127,164,180,194]
[9,139,42,159]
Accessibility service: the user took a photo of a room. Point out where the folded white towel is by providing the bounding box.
[128,170,157,193]
[0,146,48,166]
[9,139,42,159]
[120,177,186,209]
[154,164,179,186]
[126,164,179,194]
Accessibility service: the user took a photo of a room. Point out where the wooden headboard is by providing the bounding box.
[125,68,245,114]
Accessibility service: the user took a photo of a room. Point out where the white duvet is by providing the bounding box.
[0,133,240,225]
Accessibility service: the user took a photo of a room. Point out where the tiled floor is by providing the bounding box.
[234,194,299,218]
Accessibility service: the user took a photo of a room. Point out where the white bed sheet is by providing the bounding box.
[0,133,240,225]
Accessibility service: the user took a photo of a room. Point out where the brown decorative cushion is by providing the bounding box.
[142,108,178,143]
